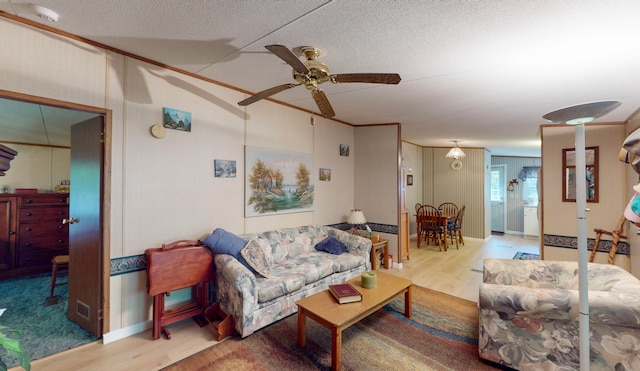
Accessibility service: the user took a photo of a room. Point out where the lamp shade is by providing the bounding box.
[347,209,366,225]
[543,101,621,125]
[445,147,466,159]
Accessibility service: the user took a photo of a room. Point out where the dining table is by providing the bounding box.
[415,211,457,251]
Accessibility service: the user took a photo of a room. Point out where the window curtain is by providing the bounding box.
[519,166,540,181]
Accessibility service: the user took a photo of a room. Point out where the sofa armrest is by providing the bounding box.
[327,227,372,265]
[214,254,257,295]
[483,258,579,289]
[480,283,640,328]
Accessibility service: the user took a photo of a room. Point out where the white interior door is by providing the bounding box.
[491,165,506,233]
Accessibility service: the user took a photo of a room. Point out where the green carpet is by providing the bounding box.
[163,285,502,370]
[0,273,99,368]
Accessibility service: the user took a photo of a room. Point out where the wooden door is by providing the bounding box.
[67,117,104,337]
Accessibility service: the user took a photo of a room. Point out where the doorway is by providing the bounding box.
[0,90,110,343]
[490,165,506,234]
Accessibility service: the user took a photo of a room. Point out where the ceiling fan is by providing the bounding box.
[238,45,401,118]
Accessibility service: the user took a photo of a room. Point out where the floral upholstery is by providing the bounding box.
[213,225,371,337]
[479,258,640,370]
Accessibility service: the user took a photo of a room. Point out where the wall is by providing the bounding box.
[401,141,423,235]
[0,17,398,340]
[422,147,490,239]
[541,123,630,270]
[0,143,70,192]
[490,156,542,234]
[354,125,400,259]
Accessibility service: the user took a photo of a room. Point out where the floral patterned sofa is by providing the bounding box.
[208,225,371,338]
[479,258,640,370]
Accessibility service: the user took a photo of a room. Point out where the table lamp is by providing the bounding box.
[347,209,367,234]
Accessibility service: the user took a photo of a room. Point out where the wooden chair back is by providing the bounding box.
[417,204,443,231]
[438,202,459,217]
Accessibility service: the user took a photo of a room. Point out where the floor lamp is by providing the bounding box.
[543,100,621,370]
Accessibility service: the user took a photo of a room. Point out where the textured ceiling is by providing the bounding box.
[3,0,640,155]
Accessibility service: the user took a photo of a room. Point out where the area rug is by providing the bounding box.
[0,273,99,368]
[162,285,500,370]
[513,251,540,260]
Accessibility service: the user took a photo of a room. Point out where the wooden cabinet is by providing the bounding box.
[400,210,409,261]
[0,193,69,279]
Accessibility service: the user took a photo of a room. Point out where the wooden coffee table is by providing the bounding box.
[296,271,412,370]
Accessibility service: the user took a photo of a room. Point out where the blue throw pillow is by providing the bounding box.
[315,237,349,255]
[203,228,253,271]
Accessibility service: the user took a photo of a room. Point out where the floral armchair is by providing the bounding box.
[479,258,640,370]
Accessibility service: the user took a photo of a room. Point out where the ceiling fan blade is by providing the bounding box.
[312,89,335,118]
[238,83,298,106]
[265,45,309,75]
[331,73,401,84]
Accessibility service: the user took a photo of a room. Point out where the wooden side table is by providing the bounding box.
[371,239,389,269]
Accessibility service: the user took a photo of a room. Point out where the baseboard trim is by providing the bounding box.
[103,320,152,344]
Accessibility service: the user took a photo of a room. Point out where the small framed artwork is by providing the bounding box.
[339,144,350,157]
[163,107,192,132]
[407,174,413,186]
[214,159,236,178]
[319,168,331,181]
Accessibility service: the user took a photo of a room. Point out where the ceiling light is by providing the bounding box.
[445,140,465,160]
[31,4,59,22]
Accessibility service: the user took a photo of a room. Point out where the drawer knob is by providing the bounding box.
[26,228,32,232]
[62,218,79,224]
[26,212,32,216]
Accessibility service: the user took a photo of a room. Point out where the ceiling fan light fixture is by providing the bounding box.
[31,4,59,22]
[446,140,466,160]
[542,101,621,125]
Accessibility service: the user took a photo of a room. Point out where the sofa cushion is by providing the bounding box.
[255,273,305,303]
[241,238,272,278]
[203,228,253,271]
[318,252,365,273]
[315,236,349,255]
[271,253,337,285]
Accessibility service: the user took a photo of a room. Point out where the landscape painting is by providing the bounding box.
[163,107,192,132]
[245,146,314,217]
[214,159,236,178]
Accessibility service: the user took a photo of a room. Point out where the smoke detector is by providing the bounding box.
[31,4,59,22]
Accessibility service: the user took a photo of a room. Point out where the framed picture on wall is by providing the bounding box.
[339,144,350,157]
[245,146,314,217]
[214,159,236,178]
[407,174,413,186]
[163,107,192,132]
[562,146,598,203]
[319,168,331,181]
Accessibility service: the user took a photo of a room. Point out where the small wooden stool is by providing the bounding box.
[50,255,69,297]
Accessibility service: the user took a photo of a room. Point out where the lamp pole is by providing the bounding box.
[574,123,589,371]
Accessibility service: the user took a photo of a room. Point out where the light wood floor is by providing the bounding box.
[20,234,539,371]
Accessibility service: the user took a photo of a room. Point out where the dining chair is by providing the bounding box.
[438,202,459,249]
[416,205,445,251]
[451,205,465,246]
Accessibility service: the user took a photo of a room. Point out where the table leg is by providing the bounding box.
[404,286,413,319]
[297,308,306,347]
[332,327,342,371]
[383,242,389,269]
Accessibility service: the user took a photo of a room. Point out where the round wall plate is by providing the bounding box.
[150,124,166,138]
[451,159,463,170]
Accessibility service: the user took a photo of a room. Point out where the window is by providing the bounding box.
[490,170,501,201]
[522,176,538,206]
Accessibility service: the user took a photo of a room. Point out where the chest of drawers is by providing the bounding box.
[0,193,69,278]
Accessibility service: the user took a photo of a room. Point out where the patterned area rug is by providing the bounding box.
[162,285,500,370]
[0,274,99,368]
[513,251,540,260]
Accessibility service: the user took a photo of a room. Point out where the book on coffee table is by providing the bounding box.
[328,283,362,304]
